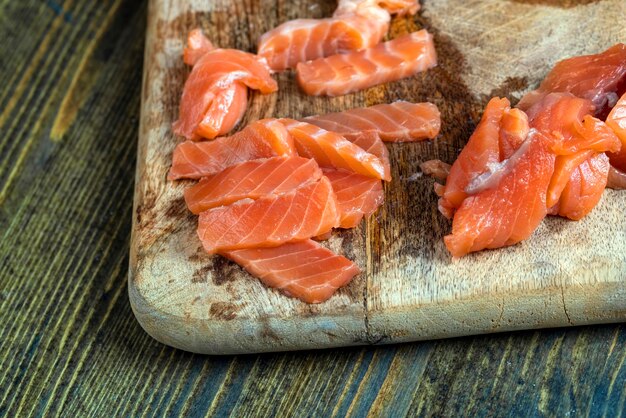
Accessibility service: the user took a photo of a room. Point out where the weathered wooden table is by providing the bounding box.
[0,0,624,415]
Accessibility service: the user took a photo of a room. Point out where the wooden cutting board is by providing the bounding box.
[129,0,626,354]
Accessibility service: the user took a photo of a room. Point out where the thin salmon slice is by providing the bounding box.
[223,240,360,304]
[173,44,277,140]
[184,156,322,214]
[303,101,441,142]
[324,168,384,228]
[518,43,626,118]
[528,93,620,220]
[548,153,610,220]
[445,131,556,258]
[344,131,391,180]
[197,177,339,254]
[183,29,214,66]
[606,92,626,171]
[296,30,436,97]
[169,119,295,180]
[279,119,390,181]
[438,97,511,219]
[257,0,419,71]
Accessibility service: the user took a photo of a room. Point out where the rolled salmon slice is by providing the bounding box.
[324,168,384,229]
[438,97,511,219]
[173,46,277,140]
[223,240,360,304]
[197,177,339,254]
[296,30,437,97]
[302,101,441,142]
[184,156,322,214]
[279,119,390,181]
[169,119,295,180]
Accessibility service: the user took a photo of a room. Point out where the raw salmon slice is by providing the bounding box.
[257,0,420,71]
[444,131,556,258]
[344,131,391,180]
[197,177,339,254]
[184,156,322,214]
[296,30,436,97]
[223,240,360,304]
[303,101,441,142]
[172,45,277,140]
[517,43,626,118]
[528,93,620,220]
[324,168,384,228]
[169,119,295,180]
[183,29,214,66]
[438,97,512,219]
[606,92,626,171]
[548,153,610,220]
[279,119,390,181]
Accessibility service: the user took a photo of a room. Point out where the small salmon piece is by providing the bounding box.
[303,101,441,142]
[169,119,295,180]
[197,177,339,254]
[518,43,626,118]
[173,47,277,140]
[184,156,322,214]
[324,168,384,228]
[223,240,360,304]
[420,159,450,180]
[257,0,420,71]
[183,29,214,66]
[279,119,390,181]
[606,92,626,171]
[438,97,511,219]
[548,153,610,220]
[444,131,556,258]
[296,30,437,97]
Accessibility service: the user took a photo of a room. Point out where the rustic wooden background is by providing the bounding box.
[1,0,625,415]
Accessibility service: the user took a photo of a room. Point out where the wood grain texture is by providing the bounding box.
[130,0,626,354]
[1,0,625,416]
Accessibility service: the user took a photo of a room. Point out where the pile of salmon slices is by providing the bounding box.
[431,43,626,257]
[171,107,440,303]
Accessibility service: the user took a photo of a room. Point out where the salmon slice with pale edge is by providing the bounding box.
[324,168,384,228]
[302,101,441,142]
[169,119,295,180]
[197,176,339,254]
[438,97,510,219]
[518,43,626,119]
[183,29,214,66]
[444,131,555,258]
[184,157,322,214]
[279,119,390,181]
[173,46,277,140]
[606,92,626,171]
[223,240,360,304]
[296,30,437,97]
